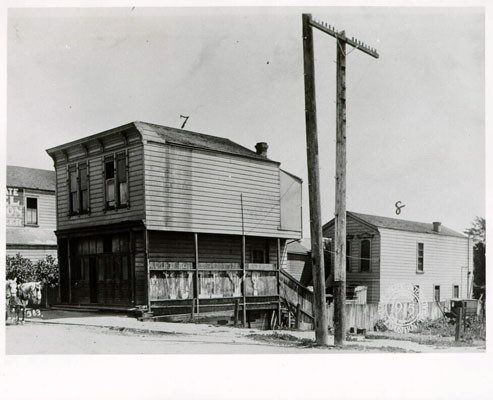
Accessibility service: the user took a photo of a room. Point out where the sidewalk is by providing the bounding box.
[24,310,484,353]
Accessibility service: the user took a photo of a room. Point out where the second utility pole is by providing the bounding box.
[302,14,379,346]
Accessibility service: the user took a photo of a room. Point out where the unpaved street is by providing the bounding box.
[6,316,485,354]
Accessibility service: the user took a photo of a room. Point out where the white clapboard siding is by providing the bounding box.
[23,190,56,230]
[56,141,145,230]
[144,142,299,238]
[379,228,473,302]
[7,247,57,261]
[324,215,381,304]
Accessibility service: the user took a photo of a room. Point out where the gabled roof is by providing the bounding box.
[287,241,309,255]
[7,166,56,192]
[136,121,278,163]
[7,227,57,246]
[324,211,466,239]
[47,121,279,164]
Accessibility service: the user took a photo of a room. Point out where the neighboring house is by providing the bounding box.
[284,241,310,282]
[6,166,57,261]
[302,211,473,304]
[46,121,302,323]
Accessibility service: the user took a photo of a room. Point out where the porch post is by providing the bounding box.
[277,238,282,327]
[194,233,200,314]
[67,238,72,304]
[242,235,247,326]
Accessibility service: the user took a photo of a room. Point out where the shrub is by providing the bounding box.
[6,254,59,288]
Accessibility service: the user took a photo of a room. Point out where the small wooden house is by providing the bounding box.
[302,211,473,304]
[6,166,57,261]
[46,121,302,325]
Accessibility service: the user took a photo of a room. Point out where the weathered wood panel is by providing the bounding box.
[149,271,193,300]
[324,214,381,303]
[379,228,473,302]
[327,301,449,332]
[198,271,242,298]
[143,143,300,238]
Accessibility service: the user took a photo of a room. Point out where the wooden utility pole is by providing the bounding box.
[302,13,330,346]
[302,14,379,346]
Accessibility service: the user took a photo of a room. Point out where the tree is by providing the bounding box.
[464,217,485,299]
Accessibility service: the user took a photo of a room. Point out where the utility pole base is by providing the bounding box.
[333,281,346,346]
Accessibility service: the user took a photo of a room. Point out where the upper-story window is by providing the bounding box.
[104,151,128,210]
[68,162,89,215]
[346,240,351,272]
[417,243,424,273]
[25,197,38,225]
[360,239,371,272]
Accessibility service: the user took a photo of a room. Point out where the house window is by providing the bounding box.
[346,240,351,272]
[417,243,424,272]
[323,238,331,276]
[434,285,440,302]
[251,249,265,263]
[79,163,89,212]
[68,163,89,214]
[453,285,460,298]
[104,152,128,209]
[25,197,38,225]
[360,239,370,272]
[69,166,79,214]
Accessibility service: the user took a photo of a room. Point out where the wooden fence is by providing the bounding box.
[327,301,448,332]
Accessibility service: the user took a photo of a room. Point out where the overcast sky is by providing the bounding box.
[7,6,484,235]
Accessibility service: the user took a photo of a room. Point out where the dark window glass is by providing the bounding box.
[26,197,38,224]
[453,285,459,298]
[103,236,113,253]
[413,285,420,302]
[417,243,424,272]
[69,169,78,213]
[252,250,264,263]
[346,241,351,272]
[105,160,115,207]
[79,165,88,211]
[361,240,371,272]
[434,285,440,302]
[105,161,114,179]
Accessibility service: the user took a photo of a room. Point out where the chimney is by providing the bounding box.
[255,142,268,158]
[432,222,442,233]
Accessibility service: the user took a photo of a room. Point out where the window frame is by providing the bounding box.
[346,240,351,273]
[103,151,129,211]
[360,239,371,272]
[453,284,460,299]
[434,285,441,302]
[67,161,90,216]
[24,196,38,226]
[416,242,424,273]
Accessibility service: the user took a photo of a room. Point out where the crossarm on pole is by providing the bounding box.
[309,18,379,59]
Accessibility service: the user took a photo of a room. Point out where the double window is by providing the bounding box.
[68,162,89,215]
[104,152,128,209]
[25,197,38,225]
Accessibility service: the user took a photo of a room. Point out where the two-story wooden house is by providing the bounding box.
[302,211,473,304]
[46,121,302,325]
[6,166,57,261]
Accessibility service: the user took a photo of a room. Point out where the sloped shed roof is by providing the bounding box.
[7,227,57,246]
[347,212,466,238]
[7,166,56,192]
[47,121,279,164]
[287,241,309,255]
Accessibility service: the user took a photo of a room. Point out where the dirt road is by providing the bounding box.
[6,318,485,354]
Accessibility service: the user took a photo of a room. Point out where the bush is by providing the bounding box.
[6,254,59,288]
